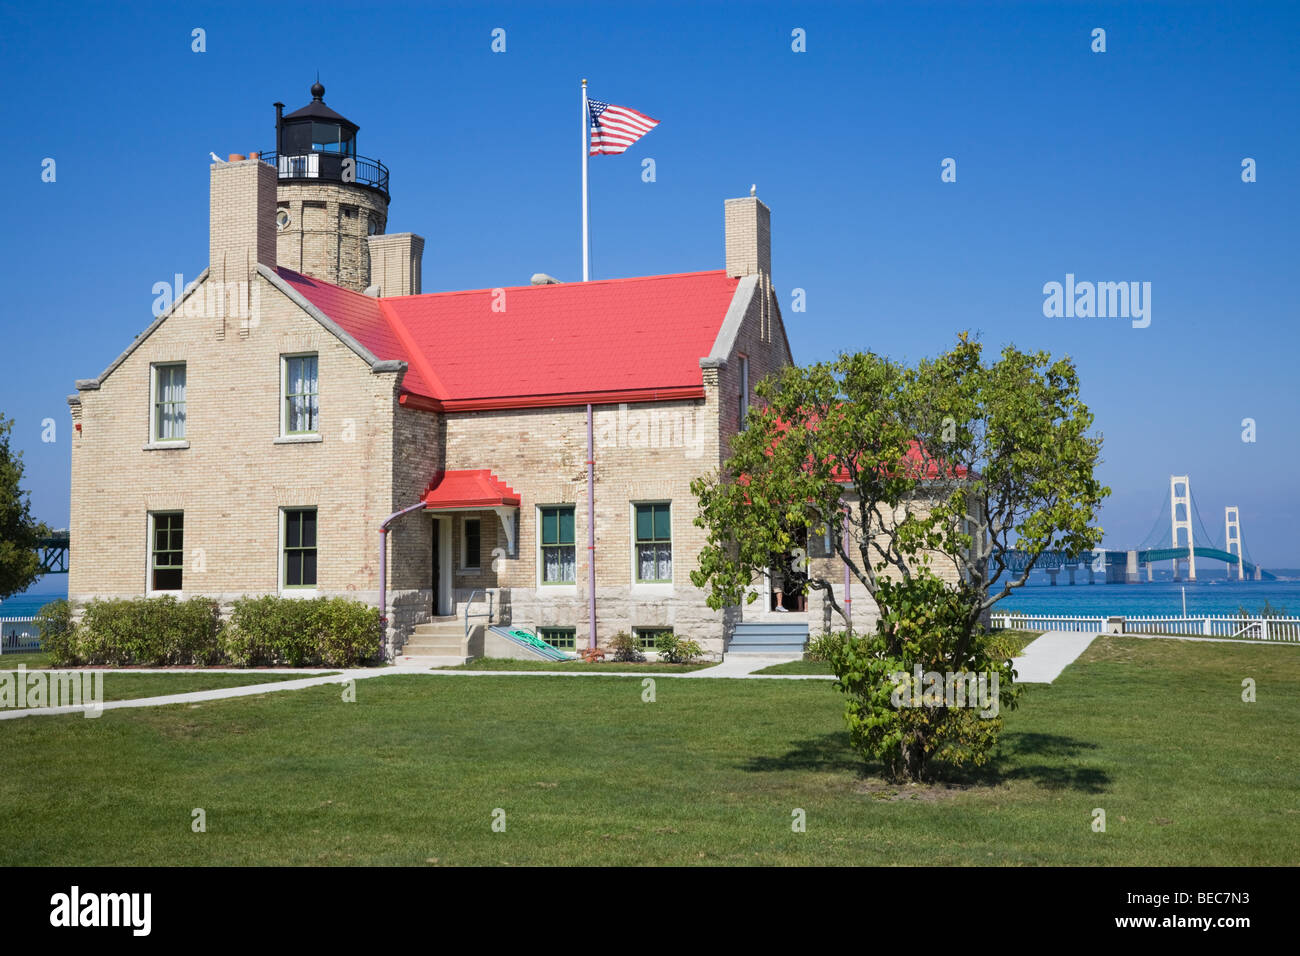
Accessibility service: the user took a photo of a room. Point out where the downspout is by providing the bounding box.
[842,507,853,635]
[379,500,430,657]
[587,404,597,649]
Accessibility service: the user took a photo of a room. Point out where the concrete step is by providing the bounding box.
[412,621,465,638]
[404,635,464,652]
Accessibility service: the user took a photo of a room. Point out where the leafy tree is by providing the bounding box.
[0,413,49,601]
[691,337,1109,779]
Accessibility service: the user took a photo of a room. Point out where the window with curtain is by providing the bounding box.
[635,503,672,583]
[153,364,186,441]
[284,355,319,434]
[540,506,576,583]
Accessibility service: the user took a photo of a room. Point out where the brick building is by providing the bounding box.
[66,83,893,661]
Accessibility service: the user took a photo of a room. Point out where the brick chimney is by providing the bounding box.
[366,232,425,296]
[209,157,277,281]
[724,191,771,278]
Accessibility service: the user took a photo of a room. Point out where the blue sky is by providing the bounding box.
[1,0,1297,566]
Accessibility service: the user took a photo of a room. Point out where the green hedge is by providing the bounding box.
[64,596,222,666]
[35,599,74,664]
[48,595,380,668]
[224,596,380,667]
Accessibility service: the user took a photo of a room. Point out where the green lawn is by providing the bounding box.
[0,670,318,707]
[442,657,718,673]
[0,651,50,668]
[0,636,1295,865]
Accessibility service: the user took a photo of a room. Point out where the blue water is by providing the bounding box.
[997,578,1298,618]
[0,579,69,618]
[1,576,1294,618]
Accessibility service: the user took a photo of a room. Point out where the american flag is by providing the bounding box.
[587,98,659,156]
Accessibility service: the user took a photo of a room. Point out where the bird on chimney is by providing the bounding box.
[750,184,756,197]
[209,152,226,164]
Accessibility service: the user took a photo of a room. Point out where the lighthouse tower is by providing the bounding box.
[270,81,404,293]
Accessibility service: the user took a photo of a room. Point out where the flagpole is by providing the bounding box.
[581,78,590,281]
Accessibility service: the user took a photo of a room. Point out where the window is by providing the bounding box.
[462,517,481,570]
[635,627,673,652]
[150,512,184,591]
[152,363,186,441]
[540,507,576,584]
[538,627,575,650]
[635,503,672,583]
[283,354,319,435]
[738,354,749,430]
[283,508,318,588]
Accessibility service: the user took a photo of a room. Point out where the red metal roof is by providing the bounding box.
[422,470,521,509]
[277,267,741,411]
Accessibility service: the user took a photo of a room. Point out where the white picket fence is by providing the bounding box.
[1122,614,1300,642]
[990,613,1105,633]
[991,611,1300,643]
[0,616,41,654]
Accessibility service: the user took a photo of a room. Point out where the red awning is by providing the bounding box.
[421,470,521,510]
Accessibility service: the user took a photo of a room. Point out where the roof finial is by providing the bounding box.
[311,73,325,101]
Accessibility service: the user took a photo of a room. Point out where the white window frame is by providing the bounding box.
[630,500,673,593]
[149,362,188,445]
[536,504,578,593]
[279,352,320,439]
[461,516,482,571]
[279,506,319,596]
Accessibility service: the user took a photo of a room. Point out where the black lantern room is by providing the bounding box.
[271,81,389,198]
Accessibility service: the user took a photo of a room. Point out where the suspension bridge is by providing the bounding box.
[1001,475,1274,584]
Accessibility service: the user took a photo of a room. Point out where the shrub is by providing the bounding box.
[608,631,645,663]
[826,574,1021,782]
[580,647,607,663]
[77,596,222,666]
[654,632,702,664]
[805,631,844,663]
[34,599,74,665]
[226,596,380,667]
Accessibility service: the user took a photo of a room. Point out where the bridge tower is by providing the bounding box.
[1170,475,1196,581]
[1224,506,1244,581]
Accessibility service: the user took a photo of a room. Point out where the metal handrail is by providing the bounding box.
[256,149,390,197]
[464,589,496,639]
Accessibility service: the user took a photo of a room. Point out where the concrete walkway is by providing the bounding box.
[0,657,834,720]
[1010,630,1102,684]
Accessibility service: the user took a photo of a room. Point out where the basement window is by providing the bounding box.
[538,627,575,650]
[635,627,673,652]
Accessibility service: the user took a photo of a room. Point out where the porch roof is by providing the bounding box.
[421,469,521,510]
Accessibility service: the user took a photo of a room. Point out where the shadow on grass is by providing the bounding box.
[943,732,1110,793]
[740,733,862,774]
[742,730,1111,794]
